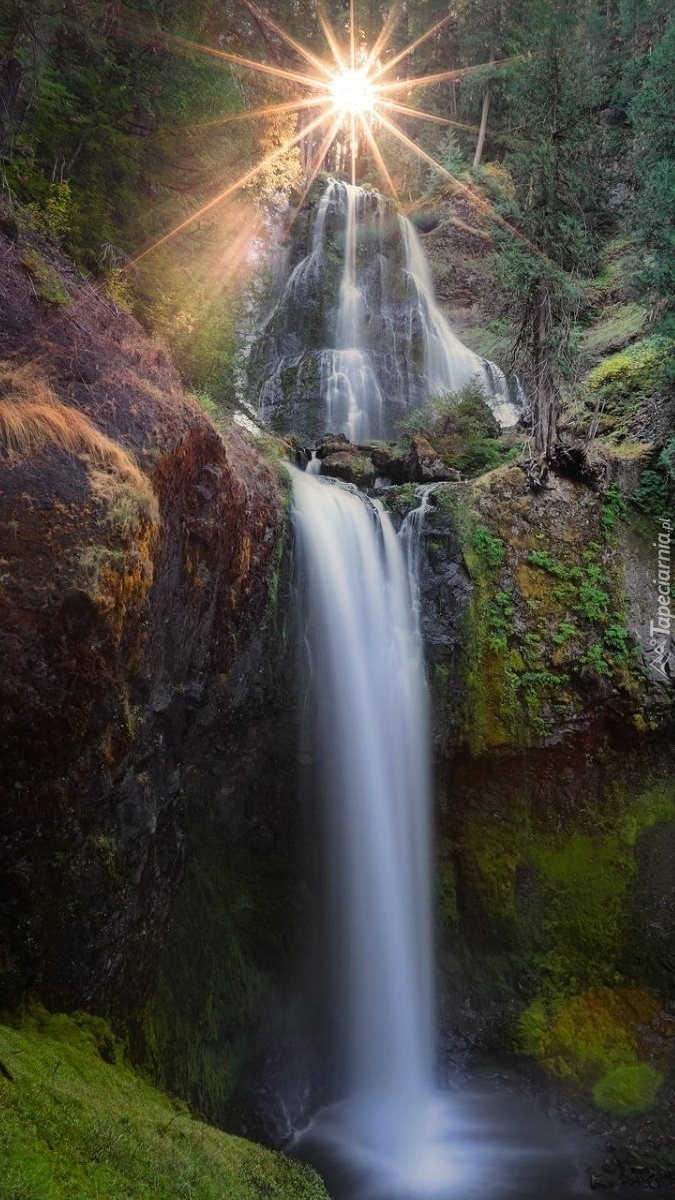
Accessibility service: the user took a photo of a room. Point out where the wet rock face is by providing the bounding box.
[394,464,675,1181]
[249,182,416,442]
[0,228,283,1016]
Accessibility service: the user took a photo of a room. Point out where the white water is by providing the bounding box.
[323,183,385,442]
[399,219,521,429]
[255,179,524,440]
[293,468,433,1128]
[291,468,587,1200]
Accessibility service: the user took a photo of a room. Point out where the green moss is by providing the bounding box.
[143,843,281,1123]
[593,1064,664,1115]
[380,483,419,517]
[439,475,635,750]
[19,247,70,305]
[583,336,668,439]
[0,1012,327,1200]
[581,302,649,357]
[586,337,667,401]
[527,834,632,990]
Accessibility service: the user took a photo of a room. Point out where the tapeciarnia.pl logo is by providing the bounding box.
[647,518,673,682]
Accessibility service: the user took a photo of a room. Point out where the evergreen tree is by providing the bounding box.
[491,2,606,462]
[630,16,675,317]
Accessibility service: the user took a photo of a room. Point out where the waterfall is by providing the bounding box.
[399,221,521,429]
[251,179,524,442]
[290,468,587,1200]
[291,468,462,1198]
[292,468,433,1131]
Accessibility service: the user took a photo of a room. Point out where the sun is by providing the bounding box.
[121,2,534,273]
[330,67,377,118]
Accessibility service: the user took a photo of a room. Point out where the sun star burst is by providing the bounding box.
[117,1,538,275]
[330,67,378,118]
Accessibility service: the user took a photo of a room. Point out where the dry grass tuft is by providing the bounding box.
[0,362,156,511]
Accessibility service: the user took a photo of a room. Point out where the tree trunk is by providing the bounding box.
[473,87,491,167]
[473,55,493,168]
[532,287,559,460]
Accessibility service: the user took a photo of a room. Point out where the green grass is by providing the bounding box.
[581,302,648,357]
[0,1011,328,1200]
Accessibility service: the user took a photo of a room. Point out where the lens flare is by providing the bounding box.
[330,68,377,118]
[100,3,540,281]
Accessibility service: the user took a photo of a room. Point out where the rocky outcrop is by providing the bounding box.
[311,431,458,487]
[0,221,285,1021]
[386,462,675,1183]
[403,435,461,483]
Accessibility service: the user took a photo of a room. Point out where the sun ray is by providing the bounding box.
[317,8,346,72]
[122,107,335,273]
[181,95,330,135]
[292,115,343,213]
[358,113,399,206]
[380,98,482,136]
[371,14,452,82]
[364,3,402,73]
[240,0,335,79]
[103,7,545,284]
[377,54,526,96]
[162,30,325,90]
[376,110,546,258]
[350,0,356,71]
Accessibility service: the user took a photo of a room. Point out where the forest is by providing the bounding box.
[0,1,674,1198]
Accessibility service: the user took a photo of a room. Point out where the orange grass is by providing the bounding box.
[0,365,155,505]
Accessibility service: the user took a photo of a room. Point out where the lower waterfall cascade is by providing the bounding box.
[251,179,524,442]
[290,468,590,1200]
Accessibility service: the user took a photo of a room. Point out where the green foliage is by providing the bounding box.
[630,18,675,311]
[487,589,516,650]
[0,1011,327,1200]
[632,442,675,515]
[19,248,69,305]
[526,549,566,578]
[601,485,629,535]
[586,337,668,403]
[581,642,612,677]
[471,523,506,572]
[633,470,670,516]
[551,621,577,646]
[397,383,512,478]
[577,579,611,623]
[593,1064,664,1115]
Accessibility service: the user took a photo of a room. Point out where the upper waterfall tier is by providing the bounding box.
[249,179,523,442]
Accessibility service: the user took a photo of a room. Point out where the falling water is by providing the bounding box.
[251,179,524,441]
[399,220,521,428]
[293,467,433,1110]
[322,183,385,442]
[291,468,590,1200]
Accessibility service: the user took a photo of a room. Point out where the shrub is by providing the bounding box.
[396,382,511,478]
[632,440,675,516]
[586,337,667,403]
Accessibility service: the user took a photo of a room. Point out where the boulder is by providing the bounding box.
[403,435,461,483]
[320,450,376,488]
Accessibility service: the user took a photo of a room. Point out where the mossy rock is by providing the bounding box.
[593,1063,664,1115]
